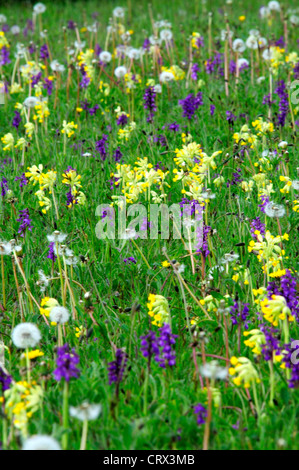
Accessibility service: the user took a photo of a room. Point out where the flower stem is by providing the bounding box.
[1,255,5,309]
[80,419,88,450]
[62,380,69,450]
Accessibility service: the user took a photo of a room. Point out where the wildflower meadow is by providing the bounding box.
[1,0,299,453]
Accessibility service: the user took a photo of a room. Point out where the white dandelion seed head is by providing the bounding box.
[262,149,276,160]
[200,361,228,380]
[260,6,271,18]
[37,270,50,293]
[220,29,234,42]
[290,15,299,26]
[202,189,216,199]
[22,435,61,450]
[87,23,98,33]
[12,323,41,349]
[127,48,141,60]
[268,1,280,12]
[65,254,78,266]
[114,66,127,79]
[246,35,258,49]
[159,71,174,83]
[0,240,21,256]
[160,29,173,41]
[11,25,21,35]
[0,241,12,256]
[99,51,112,63]
[249,29,260,38]
[50,60,65,73]
[49,306,70,324]
[47,231,67,243]
[292,180,299,191]
[74,40,86,50]
[15,43,26,58]
[177,263,186,274]
[23,96,39,108]
[258,37,268,48]
[149,35,162,46]
[222,252,239,263]
[232,39,246,53]
[122,227,137,239]
[237,58,249,68]
[265,201,286,218]
[113,7,125,18]
[33,2,46,14]
[69,402,102,421]
[153,84,162,94]
[262,49,271,61]
[0,14,7,23]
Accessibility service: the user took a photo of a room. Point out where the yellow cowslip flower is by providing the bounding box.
[202,387,222,407]
[1,133,14,151]
[147,293,170,327]
[24,122,35,139]
[75,190,86,206]
[191,32,203,49]
[25,164,44,184]
[40,297,59,317]
[174,142,203,168]
[99,81,110,96]
[75,326,87,338]
[286,51,298,66]
[233,124,258,148]
[40,170,57,192]
[243,329,266,355]
[22,349,44,360]
[62,169,82,191]
[293,200,299,213]
[279,175,292,194]
[35,189,52,214]
[252,118,274,135]
[168,65,185,81]
[33,101,50,123]
[0,31,9,49]
[61,120,78,138]
[260,295,294,327]
[248,230,285,262]
[10,83,23,94]
[118,121,136,141]
[232,266,250,285]
[15,137,28,150]
[4,381,43,437]
[229,356,260,388]
[202,151,222,171]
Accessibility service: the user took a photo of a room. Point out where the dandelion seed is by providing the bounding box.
[70,402,101,421]
[12,323,41,349]
[264,202,286,218]
[22,435,61,450]
[49,306,70,324]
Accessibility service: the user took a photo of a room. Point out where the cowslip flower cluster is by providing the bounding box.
[229,356,260,388]
[147,294,170,327]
